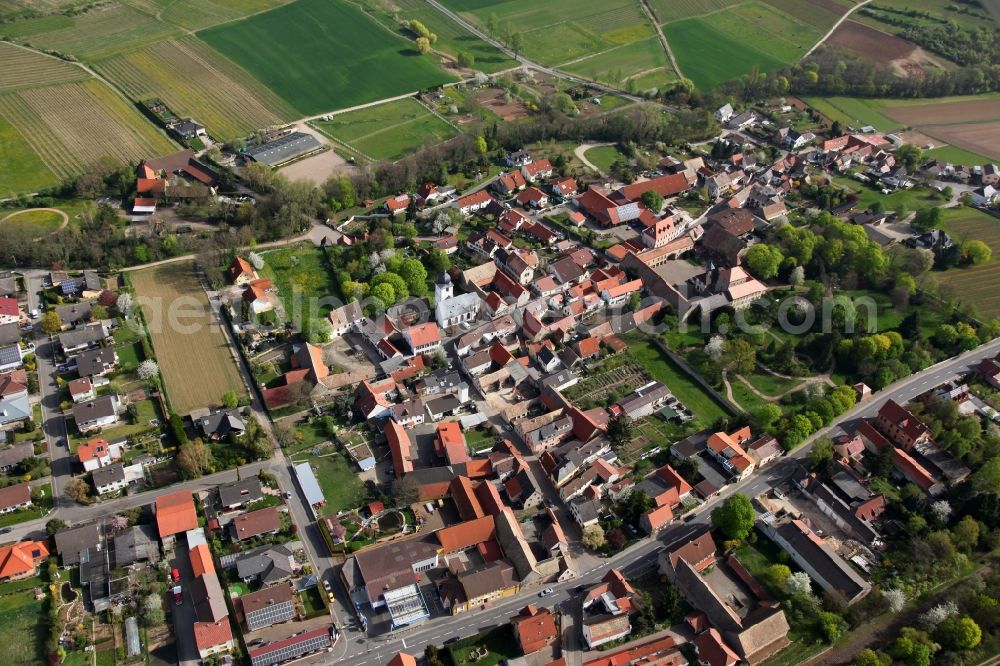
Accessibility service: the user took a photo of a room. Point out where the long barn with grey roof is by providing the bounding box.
[247,132,322,166]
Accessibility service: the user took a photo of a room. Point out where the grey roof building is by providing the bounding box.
[0,322,20,346]
[76,347,117,377]
[0,442,34,472]
[197,408,246,440]
[247,132,322,166]
[218,477,263,509]
[54,523,103,567]
[113,524,160,567]
[0,344,23,371]
[92,463,127,494]
[59,322,108,352]
[231,544,296,584]
[55,302,93,326]
[240,584,295,631]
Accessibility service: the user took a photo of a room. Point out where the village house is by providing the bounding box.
[72,395,121,433]
[241,584,296,631]
[0,482,32,515]
[77,437,112,471]
[705,426,756,480]
[0,540,49,581]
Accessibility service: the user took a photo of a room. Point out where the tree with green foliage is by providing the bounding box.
[640,190,664,212]
[392,475,420,506]
[474,135,488,153]
[170,413,188,445]
[415,37,430,54]
[304,318,332,344]
[974,457,1000,493]
[809,436,834,471]
[753,403,783,430]
[936,616,981,650]
[582,524,605,550]
[722,338,756,375]
[711,494,755,540]
[607,413,633,449]
[962,239,992,265]
[372,272,408,302]
[457,51,475,68]
[399,258,428,297]
[745,243,784,279]
[40,311,62,336]
[46,518,66,536]
[221,390,239,409]
[819,611,848,642]
[912,206,943,231]
[895,144,922,170]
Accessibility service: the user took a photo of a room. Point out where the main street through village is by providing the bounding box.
[13,254,1000,666]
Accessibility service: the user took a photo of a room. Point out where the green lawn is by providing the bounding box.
[198,0,456,114]
[924,144,996,167]
[365,0,514,73]
[0,495,51,528]
[0,208,63,236]
[830,177,939,212]
[448,624,518,666]
[291,453,366,516]
[442,0,654,66]
[663,1,816,89]
[800,96,898,132]
[936,207,1000,318]
[0,574,45,596]
[464,427,495,453]
[0,114,58,198]
[260,244,340,318]
[0,590,47,665]
[740,370,802,397]
[312,98,457,162]
[584,144,627,173]
[623,333,728,426]
[284,418,333,455]
[299,587,327,617]
[561,37,673,90]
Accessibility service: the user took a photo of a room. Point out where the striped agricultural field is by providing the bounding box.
[94,37,296,140]
[0,42,88,92]
[0,79,175,179]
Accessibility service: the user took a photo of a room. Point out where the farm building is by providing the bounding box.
[247,132,322,166]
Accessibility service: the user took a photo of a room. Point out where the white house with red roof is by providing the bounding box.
[402,322,441,355]
[0,297,20,325]
[521,158,553,182]
[77,437,113,472]
[383,194,411,215]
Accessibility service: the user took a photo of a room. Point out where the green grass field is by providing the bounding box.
[623,333,728,426]
[924,144,995,166]
[312,98,457,161]
[830,176,939,212]
[800,96,899,132]
[442,0,654,69]
[199,0,456,115]
[0,208,63,235]
[93,37,296,141]
[124,0,295,31]
[0,114,58,196]
[561,37,673,90]
[0,4,182,61]
[0,590,46,665]
[761,0,848,30]
[936,208,1000,318]
[649,0,743,21]
[291,453,366,515]
[362,0,514,73]
[663,12,786,89]
[260,244,340,318]
[583,144,628,173]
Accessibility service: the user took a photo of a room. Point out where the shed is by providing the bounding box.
[293,462,325,507]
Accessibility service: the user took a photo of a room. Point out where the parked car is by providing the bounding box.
[171,568,180,583]
[323,579,332,593]
[538,588,554,597]
[173,586,183,605]
[0,527,11,535]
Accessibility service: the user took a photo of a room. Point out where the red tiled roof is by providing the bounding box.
[386,420,412,477]
[405,322,441,348]
[450,476,484,521]
[438,422,469,465]
[388,653,418,666]
[155,491,198,538]
[642,504,673,531]
[512,605,557,653]
[615,173,690,202]
[0,482,29,511]
[193,619,232,652]
[385,194,411,212]
[523,159,553,179]
[457,190,494,209]
[0,540,48,580]
[436,515,495,553]
[233,505,281,540]
[655,465,693,497]
[474,479,505,516]
[77,438,110,464]
[67,377,92,397]
[695,628,740,666]
[0,297,18,317]
[190,543,215,577]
